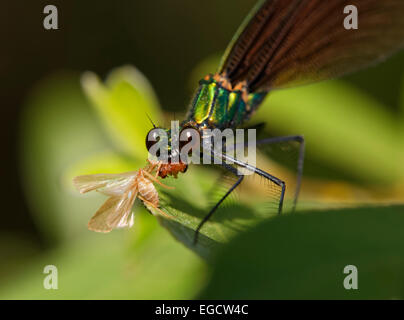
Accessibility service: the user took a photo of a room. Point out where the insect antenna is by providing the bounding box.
[145,113,157,128]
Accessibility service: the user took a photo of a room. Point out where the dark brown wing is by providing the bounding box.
[218,0,404,92]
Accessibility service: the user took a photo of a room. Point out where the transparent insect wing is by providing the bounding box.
[73,171,138,196]
[88,188,138,232]
[117,208,135,229]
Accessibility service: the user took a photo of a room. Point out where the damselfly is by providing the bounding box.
[78,0,404,244]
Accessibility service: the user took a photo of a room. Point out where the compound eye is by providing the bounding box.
[145,128,161,151]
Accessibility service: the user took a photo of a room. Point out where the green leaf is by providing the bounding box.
[20,73,111,243]
[19,72,154,244]
[199,205,404,299]
[81,65,162,159]
[147,166,280,260]
[0,212,205,299]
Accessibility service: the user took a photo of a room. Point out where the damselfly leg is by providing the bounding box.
[256,135,305,211]
[194,163,244,245]
[193,135,305,245]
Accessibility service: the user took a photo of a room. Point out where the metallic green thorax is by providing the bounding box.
[184,74,266,130]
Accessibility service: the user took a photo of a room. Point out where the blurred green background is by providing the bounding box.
[1,0,404,299]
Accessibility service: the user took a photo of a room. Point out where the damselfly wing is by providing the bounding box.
[219,0,404,91]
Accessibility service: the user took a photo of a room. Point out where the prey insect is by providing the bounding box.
[73,160,174,232]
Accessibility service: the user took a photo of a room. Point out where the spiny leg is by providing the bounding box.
[194,163,243,245]
[142,170,174,190]
[217,152,287,215]
[256,135,305,211]
[193,146,289,245]
[153,162,163,179]
[139,195,172,219]
[146,159,162,179]
[230,132,304,211]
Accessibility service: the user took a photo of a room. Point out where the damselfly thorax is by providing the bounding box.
[184,73,266,130]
